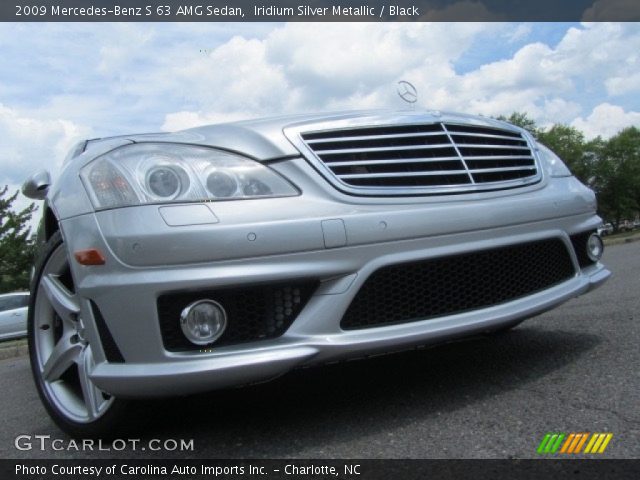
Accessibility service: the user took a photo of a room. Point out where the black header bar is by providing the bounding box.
[3,1,640,22]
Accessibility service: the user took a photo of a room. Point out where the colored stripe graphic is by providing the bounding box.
[560,433,575,453]
[585,433,613,454]
[537,433,566,454]
[573,433,589,453]
[537,434,552,454]
[584,433,599,453]
[539,433,613,454]
[550,434,565,453]
[567,433,583,453]
[598,433,613,453]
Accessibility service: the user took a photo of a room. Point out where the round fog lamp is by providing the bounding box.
[587,233,604,262]
[180,300,227,345]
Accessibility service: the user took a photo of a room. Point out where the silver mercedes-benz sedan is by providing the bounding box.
[23,110,610,436]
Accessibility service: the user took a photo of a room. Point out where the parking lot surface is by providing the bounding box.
[1,242,638,459]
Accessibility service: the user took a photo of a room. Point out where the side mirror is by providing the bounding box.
[22,170,51,200]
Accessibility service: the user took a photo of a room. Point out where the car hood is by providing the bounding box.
[85,109,525,162]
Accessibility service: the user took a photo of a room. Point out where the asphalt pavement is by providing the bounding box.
[1,241,638,459]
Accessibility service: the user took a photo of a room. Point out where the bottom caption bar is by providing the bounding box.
[4,459,640,479]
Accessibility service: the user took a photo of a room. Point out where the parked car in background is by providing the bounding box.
[618,220,635,232]
[597,223,614,236]
[0,292,29,341]
[22,110,610,436]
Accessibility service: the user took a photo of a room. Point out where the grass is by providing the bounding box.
[603,229,640,246]
[0,338,27,347]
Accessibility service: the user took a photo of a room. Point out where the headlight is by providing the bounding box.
[536,142,572,178]
[80,143,299,210]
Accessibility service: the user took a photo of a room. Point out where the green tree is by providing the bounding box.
[0,186,37,293]
[538,124,592,184]
[591,127,640,229]
[496,112,541,138]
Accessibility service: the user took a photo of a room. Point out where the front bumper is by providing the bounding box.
[59,173,610,398]
[90,264,607,398]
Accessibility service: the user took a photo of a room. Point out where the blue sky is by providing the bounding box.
[453,23,575,73]
[1,22,640,209]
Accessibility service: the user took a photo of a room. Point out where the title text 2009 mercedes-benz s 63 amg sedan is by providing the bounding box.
[22,110,610,436]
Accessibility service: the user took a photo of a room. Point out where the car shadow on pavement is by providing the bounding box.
[131,326,601,457]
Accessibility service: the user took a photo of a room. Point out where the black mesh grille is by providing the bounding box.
[341,239,575,330]
[158,282,317,351]
[570,230,597,269]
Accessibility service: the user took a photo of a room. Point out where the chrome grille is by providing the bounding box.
[299,123,539,194]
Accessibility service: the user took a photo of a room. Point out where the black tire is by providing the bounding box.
[28,231,131,437]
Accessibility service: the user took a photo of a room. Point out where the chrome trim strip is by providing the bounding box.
[337,170,471,179]
[442,123,475,184]
[468,166,537,173]
[314,143,454,155]
[325,156,462,167]
[461,155,534,161]
[305,131,446,143]
[446,132,525,141]
[455,144,531,150]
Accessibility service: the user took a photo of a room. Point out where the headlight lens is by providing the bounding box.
[80,143,299,210]
[536,142,572,178]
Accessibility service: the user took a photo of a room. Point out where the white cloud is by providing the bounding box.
[159,22,498,126]
[605,71,640,96]
[571,103,640,139]
[156,22,640,139]
[0,103,91,186]
[507,23,533,44]
[0,104,89,229]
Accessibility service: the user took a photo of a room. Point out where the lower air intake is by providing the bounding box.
[158,282,317,351]
[341,238,575,330]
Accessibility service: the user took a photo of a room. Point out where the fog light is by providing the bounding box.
[180,300,227,345]
[587,233,604,262]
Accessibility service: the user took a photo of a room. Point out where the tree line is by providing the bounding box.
[1,113,639,293]
[498,112,640,230]
[0,186,36,293]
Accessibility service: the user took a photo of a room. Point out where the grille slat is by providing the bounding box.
[461,155,534,161]
[300,122,540,192]
[338,170,471,179]
[341,239,575,330]
[444,124,523,137]
[447,132,529,142]
[325,156,462,167]
[467,166,537,174]
[303,123,444,141]
[315,144,455,155]
[454,144,531,150]
[306,131,447,144]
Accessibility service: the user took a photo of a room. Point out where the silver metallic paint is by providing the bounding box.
[36,110,609,398]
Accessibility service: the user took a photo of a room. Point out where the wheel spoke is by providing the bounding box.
[42,334,82,382]
[77,346,103,420]
[41,274,80,327]
[34,240,116,425]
